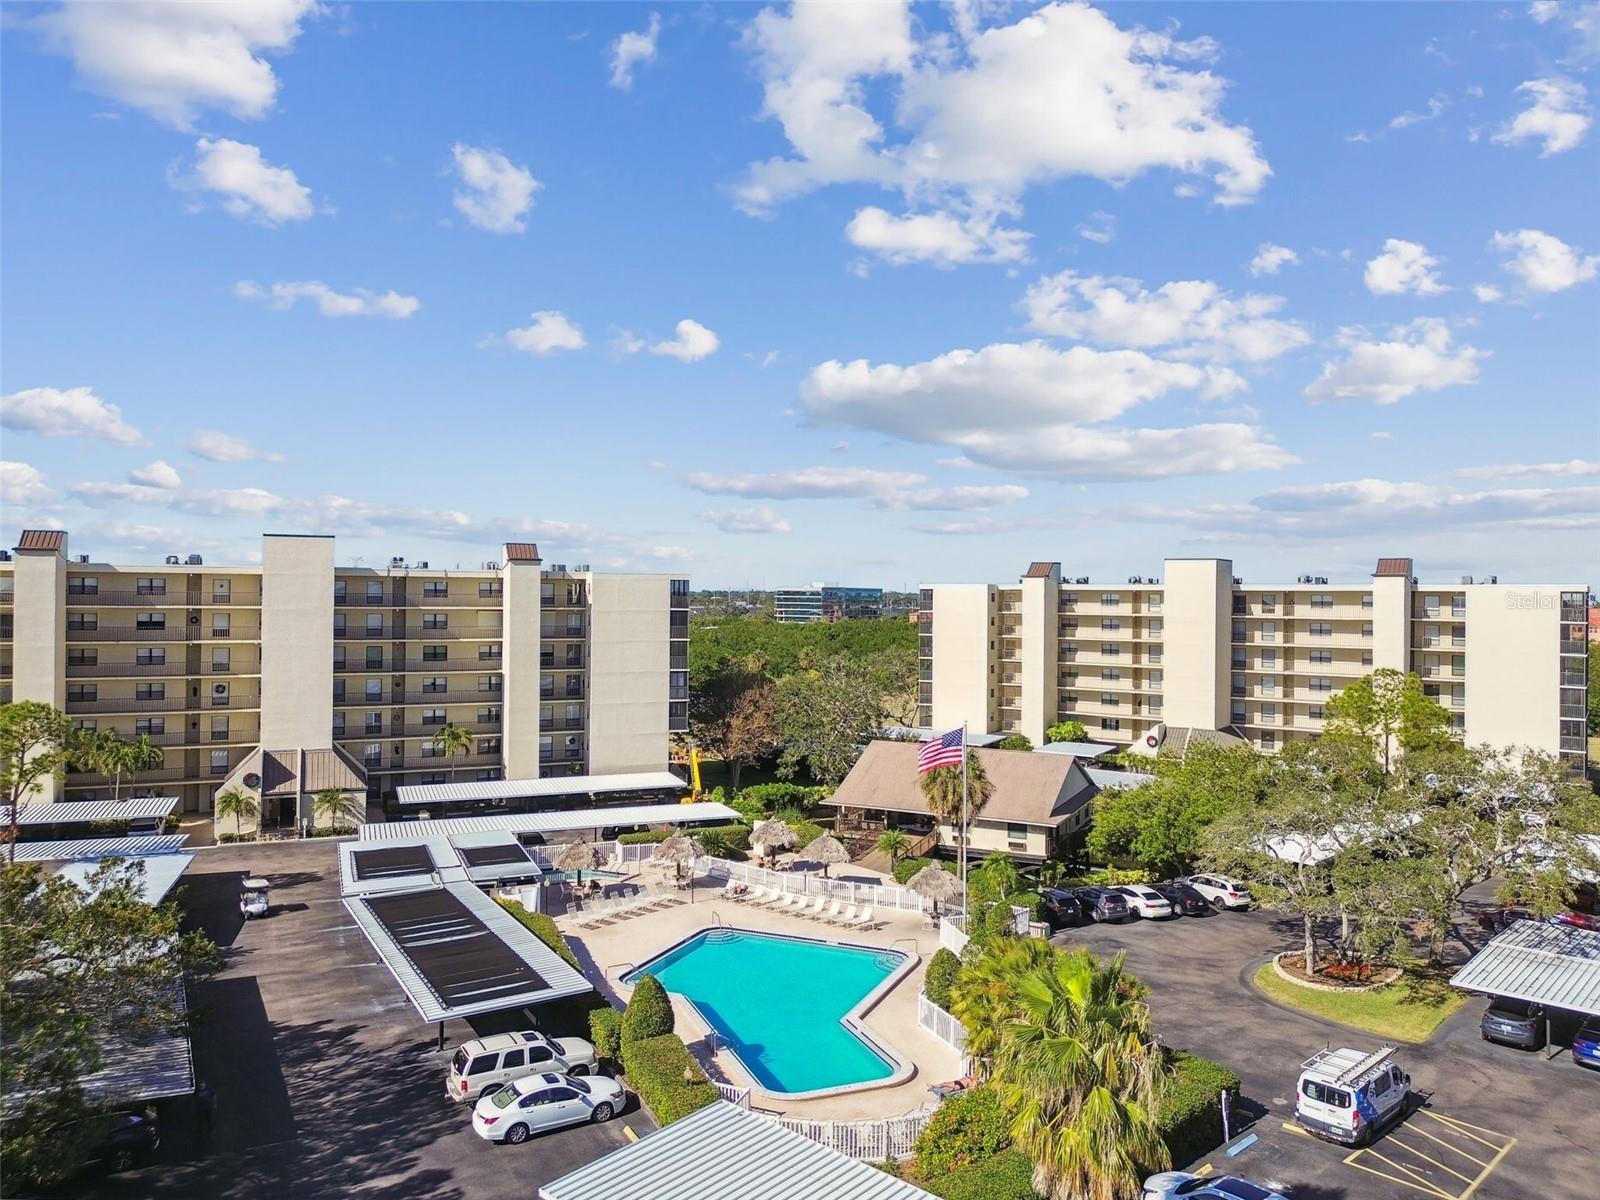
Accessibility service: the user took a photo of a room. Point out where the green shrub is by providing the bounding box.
[589,1007,623,1063]
[495,900,582,970]
[617,828,675,845]
[162,814,181,833]
[918,1148,1039,1200]
[787,820,825,846]
[1006,890,1043,921]
[995,735,1033,751]
[215,832,257,844]
[737,782,824,813]
[893,856,953,885]
[616,822,751,851]
[978,901,1019,944]
[913,1086,1012,1177]
[619,1034,719,1124]
[1155,1051,1242,1166]
[924,947,961,1010]
[622,974,675,1043]
[306,824,356,838]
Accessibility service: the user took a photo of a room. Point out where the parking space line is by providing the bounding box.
[1279,1121,1311,1137]
[1417,1110,1509,1150]
[1193,1163,1213,1177]
[1384,1135,1477,1184]
[1403,1122,1489,1169]
[1341,1150,1456,1200]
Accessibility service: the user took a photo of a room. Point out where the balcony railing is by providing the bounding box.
[66,662,191,678]
[67,694,257,715]
[66,767,188,786]
[64,590,261,606]
[1560,641,1587,657]
[66,626,201,642]
[397,592,505,608]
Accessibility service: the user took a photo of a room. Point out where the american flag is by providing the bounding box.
[917,727,966,774]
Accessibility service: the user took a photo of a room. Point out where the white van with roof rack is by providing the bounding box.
[1294,1045,1410,1145]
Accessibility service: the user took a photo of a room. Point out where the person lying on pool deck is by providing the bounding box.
[929,1074,977,1100]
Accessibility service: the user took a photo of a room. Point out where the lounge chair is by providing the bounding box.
[858,907,886,930]
[805,896,830,919]
[820,900,844,924]
[830,904,859,927]
[786,893,809,912]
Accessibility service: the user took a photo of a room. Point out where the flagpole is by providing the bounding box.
[959,720,969,926]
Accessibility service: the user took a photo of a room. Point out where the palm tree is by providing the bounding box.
[875,828,911,868]
[78,729,127,799]
[989,947,1170,1200]
[214,786,259,840]
[122,734,164,797]
[432,722,474,765]
[917,750,995,880]
[948,935,1059,1066]
[312,787,363,831]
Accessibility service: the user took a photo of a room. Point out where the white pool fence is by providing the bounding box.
[712,1083,937,1160]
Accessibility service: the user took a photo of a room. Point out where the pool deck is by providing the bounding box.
[555,870,963,1122]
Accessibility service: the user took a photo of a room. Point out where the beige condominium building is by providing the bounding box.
[917,558,1589,773]
[0,530,689,821]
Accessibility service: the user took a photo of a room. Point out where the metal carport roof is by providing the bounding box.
[54,852,196,905]
[1,796,177,825]
[538,1100,935,1200]
[7,834,190,862]
[395,771,685,807]
[1450,920,1600,1015]
[357,801,741,843]
[344,881,590,1022]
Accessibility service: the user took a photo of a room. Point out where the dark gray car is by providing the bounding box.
[1072,886,1131,922]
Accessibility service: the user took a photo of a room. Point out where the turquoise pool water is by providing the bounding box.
[624,929,907,1096]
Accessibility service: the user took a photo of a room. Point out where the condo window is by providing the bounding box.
[366,581,383,601]
[479,643,502,661]
[475,770,500,782]
[1361,593,1373,609]
[1007,824,1028,844]
[422,708,445,725]
[1102,668,1121,681]
[420,773,447,785]
[334,648,347,669]
[479,675,502,692]
[333,683,346,701]
[477,738,500,755]
[1261,594,1276,613]
[477,707,500,725]
[1101,644,1119,656]
[1261,649,1277,666]
[334,580,347,601]
[1260,731,1276,748]
[333,715,346,735]
[1231,621,1245,641]
[1100,594,1121,606]
[74,720,97,733]
[423,613,448,630]
[1063,642,1078,654]
[1101,618,1121,631]
[68,576,99,595]
[1311,677,1333,692]
[212,716,228,740]
[1362,651,1374,666]
[423,645,448,662]
[423,581,448,598]
[364,743,382,763]
[1310,650,1332,664]
[212,614,230,636]
[1260,622,1277,641]
[1309,706,1325,720]
[1260,703,1277,721]
[1310,622,1333,637]
[1424,594,1440,612]
[1361,622,1373,638]
[423,677,447,692]
[365,680,383,699]
[137,647,166,666]
[1100,693,1119,706]
[1232,596,1247,615]
[136,683,165,700]
[1062,593,1078,606]
[333,615,346,636]
[421,741,442,758]
[1148,593,1162,609]
[211,750,229,775]
[366,648,383,669]
[69,649,98,666]
[136,718,165,735]
[1100,718,1120,731]
[479,581,502,598]
[1147,673,1164,691]
[366,615,382,634]
[365,712,383,732]
[1231,708,1247,725]
[1261,677,1276,694]
[1311,593,1333,608]
[136,612,166,630]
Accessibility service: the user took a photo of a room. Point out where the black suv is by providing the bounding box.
[55,1109,161,1176]
[1040,888,1086,929]
[1153,882,1213,917]
[1481,998,1545,1050]
[1072,886,1131,923]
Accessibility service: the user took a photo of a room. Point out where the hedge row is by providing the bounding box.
[494,900,582,971]
[615,822,751,849]
[588,1008,623,1063]
[1157,1051,1242,1165]
[912,1086,1012,1178]
[924,948,960,1011]
[892,856,955,885]
[918,1148,1038,1200]
[619,1034,720,1125]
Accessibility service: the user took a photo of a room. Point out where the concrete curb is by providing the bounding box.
[1270,951,1402,993]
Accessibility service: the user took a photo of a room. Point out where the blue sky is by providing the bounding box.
[2,1,1597,589]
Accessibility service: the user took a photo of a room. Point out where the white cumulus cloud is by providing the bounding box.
[1021,272,1311,363]
[1492,77,1591,156]
[0,461,52,506]
[30,0,318,129]
[1490,228,1598,292]
[499,311,588,355]
[1454,458,1600,479]
[737,2,1270,259]
[609,12,661,90]
[1473,283,1503,303]
[698,505,793,534]
[1363,239,1447,296]
[176,138,313,225]
[451,144,540,234]
[129,460,182,489]
[685,466,926,499]
[1,386,144,445]
[1249,243,1298,277]
[845,207,1029,266]
[649,319,719,362]
[1304,319,1484,405]
[234,280,420,318]
[187,429,284,463]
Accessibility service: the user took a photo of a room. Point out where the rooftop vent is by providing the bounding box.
[389,556,405,568]
[574,563,589,572]
[186,554,203,565]
[78,554,90,564]
[483,561,501,571]
[1487,575,1498,584]
[1075,576,1090,584]
[0,551,12,562]
[165,555,181,565]
[416,561,429,569]
[551,563,567,572]
[1232,576,1243,585]
[1314,576,1328,585]
[1461,575,1474,585]
[1297,575,1313,583]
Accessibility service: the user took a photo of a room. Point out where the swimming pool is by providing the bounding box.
[623,928,915,1098]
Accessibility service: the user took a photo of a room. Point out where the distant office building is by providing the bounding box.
[774,584,884,623]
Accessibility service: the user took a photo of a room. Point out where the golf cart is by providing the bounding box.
[239,878,270,919]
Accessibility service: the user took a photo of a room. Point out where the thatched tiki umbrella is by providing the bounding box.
[651,834,702,885]
[802,833,849,879]
[750,818,798,867]
[552,839,602,886]
[906,862,963,918]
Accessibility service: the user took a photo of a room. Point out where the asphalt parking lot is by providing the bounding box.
[1056,899,1595,1200]
[61,840,649,1200]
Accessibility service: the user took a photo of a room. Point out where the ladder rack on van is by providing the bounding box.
[1301,1045,1397,1087]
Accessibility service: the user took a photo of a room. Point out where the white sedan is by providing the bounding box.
[1143,1171,1289,1200]
[1114,886,1175,919]
[471,1072,626,1144]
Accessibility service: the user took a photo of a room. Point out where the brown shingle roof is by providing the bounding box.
[503,543,541,563]
[821,740,1096,827]
[16,530,65,552]
[1373,557,1413,577]
[1023,562,1059,579]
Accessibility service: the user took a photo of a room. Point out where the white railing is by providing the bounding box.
[939,914,970,954]
[769,1107,936,1161]
[714,1082,752,1110]
[918,992,966,1055]
[700,856,958,916]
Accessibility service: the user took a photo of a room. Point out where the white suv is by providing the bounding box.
[447,1031,598,1103]
[1295,1046,1410,1145]
[1179,874,1252,911]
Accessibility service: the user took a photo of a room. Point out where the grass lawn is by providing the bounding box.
[1253,962,1467,1043]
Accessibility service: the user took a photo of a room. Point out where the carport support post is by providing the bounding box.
[438,1021,445,1053]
